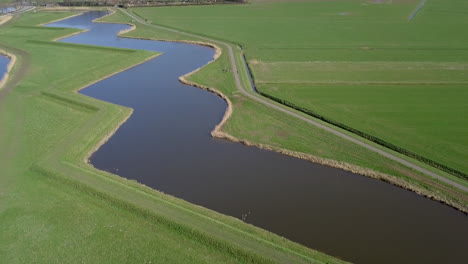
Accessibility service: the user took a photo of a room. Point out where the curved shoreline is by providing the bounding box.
[88,10,467,212]
[72,53,161,164]
[0,50,17,92]
[94,10,223,60]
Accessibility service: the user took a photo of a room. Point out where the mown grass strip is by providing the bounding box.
[130,9,244,47]
[27,39,137,53]
[13,25,65,30]
[41,90,99,112]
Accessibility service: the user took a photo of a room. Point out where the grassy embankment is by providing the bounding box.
[121,1,467,209]
[0,11,351,264]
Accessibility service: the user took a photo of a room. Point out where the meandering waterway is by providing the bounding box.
[46,11,468,264]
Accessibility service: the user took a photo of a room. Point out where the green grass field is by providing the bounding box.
[0,3,467,263]
[0,11,350,263]
[130,0,468,180]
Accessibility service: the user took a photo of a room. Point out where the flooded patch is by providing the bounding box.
[46,11,468,264]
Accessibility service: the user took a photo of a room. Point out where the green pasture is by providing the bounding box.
[258,83,468,174]
[131,0,468,176]
[252,61,468,83]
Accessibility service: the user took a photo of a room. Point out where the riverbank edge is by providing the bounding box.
[75,53,160,165]
[71,51,160,164]
[0,50,17,91]
[97,10,467,212]
[40,12,90,42]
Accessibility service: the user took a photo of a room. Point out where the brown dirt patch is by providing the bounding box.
[0,15,12,26]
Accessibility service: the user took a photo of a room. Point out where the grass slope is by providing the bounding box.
[0,11,348,263]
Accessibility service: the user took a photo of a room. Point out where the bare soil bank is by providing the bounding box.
[0,15,12,25]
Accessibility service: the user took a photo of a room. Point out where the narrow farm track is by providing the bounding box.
[120,8,468,193]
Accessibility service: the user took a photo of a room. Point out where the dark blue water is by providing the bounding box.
[46,11,468,264]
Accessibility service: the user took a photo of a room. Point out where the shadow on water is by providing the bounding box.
[46,11,468,264]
